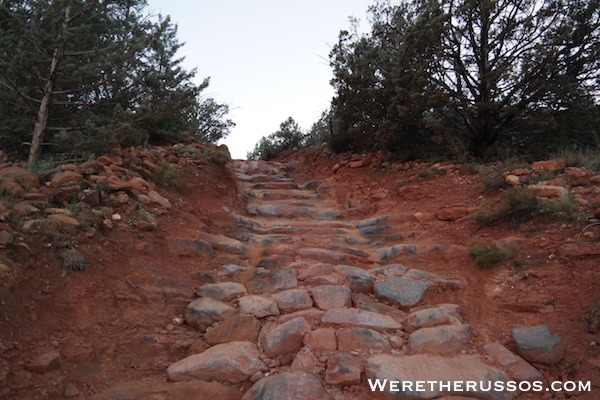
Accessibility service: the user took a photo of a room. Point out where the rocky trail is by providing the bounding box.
[0,149,599,399]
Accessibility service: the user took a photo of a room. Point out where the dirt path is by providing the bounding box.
[1,155,599,399]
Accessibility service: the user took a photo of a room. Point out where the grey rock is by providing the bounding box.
[269,268,298,292]
[512,325,565,364]
[321,308,402,332]
[404,305,464,333]
[239,295,280,318]
[409,324,471,354]
[167,341,266,383]
[185,297,237,331]
[262,317,312,358]
[311,285,352,310]
[337,328,392,352]
[374,277,428,309]
[484,343,544,382]
[335,265,374,294]
[365,354,513,400]
[196,282,247,302]
[272,289,313,313]
[242,371,331,400]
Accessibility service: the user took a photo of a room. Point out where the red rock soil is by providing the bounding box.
[0,146,599,399]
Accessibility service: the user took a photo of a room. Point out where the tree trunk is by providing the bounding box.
[26,6,70,170]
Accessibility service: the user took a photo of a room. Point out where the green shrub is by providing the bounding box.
[541,192,586,222]
[468,240,522,268]
[473,186,540,227]
[153,160,182,187]
[478,166,510,194]
[558,149,600,171]
[209,150,231,166]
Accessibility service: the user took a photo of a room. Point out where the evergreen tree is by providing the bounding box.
[330,0,600,159]
[0,0,233,168]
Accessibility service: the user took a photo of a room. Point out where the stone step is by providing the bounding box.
[248,189,320,200]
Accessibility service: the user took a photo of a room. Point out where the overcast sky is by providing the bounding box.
[147,0,372,159]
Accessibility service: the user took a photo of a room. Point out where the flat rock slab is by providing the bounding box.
[409,324,471,354]
[374,277,428,309]
[512,325,565,364]
[326,354,363,386]
[167,238,213,258]
[312,285,352,310]
[238,295,280,318]
[167,341,266,384]
[484,343,543,381]
[196,282,247,302]
[204,314,261,345]
[304,328,337,351]
[272,289,313,313]
[404,305,463,333]
[262,317,312,358]
[338,328,392,352]
[185,297,237,331]
[300,248,349,264]
[335,265,374,293]
[269,269,298,292]
[365,354,513,400]
[242,371,332,400]
[321,308,402,332]
[91,380,243,400]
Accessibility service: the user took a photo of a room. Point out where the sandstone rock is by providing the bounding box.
[351,293,407,320]
[1,178,24,196]
[436,206,468,221]
[272,289,313,313]
[261,317,312,358]
[372,264,408,277]
[300,248,349,264]
[47,214,80,226]
[532,159,566,172]
[365,354,512,400]
[311,285,352,310]
[148,190,171,208]
[303,328,337,351]
[528,183,568,198]
[167,341,265,383]
[326,354,363,386]
[238,295,280,318]
[0,166,39,189]
[290,346,323,374]
[484,343,543,382]
[12,201,40,216]
[512,325,565,364]
[49,171,84,188]
[335,264,374,293]
[409,324,471,354]
[504,174,520,186]
[374,277,428,309]
[299,263,336,280]
[25,351,62,373]
[404,305,464,333]
[321,308,402,332]
[64,383,80,398]
[204,314,261,345]
[241,371,331,400]
[196,282,247,302]
[337,328,392,352]
[278,309,325,324]
[185,297,237,331]
[91,380,243,400]
[167,237,213,258]
[303,275,341,286]
[0,231,14,246]
[269,268,298,292]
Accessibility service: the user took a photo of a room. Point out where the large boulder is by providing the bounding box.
[167,341,265,384]
[242,371,331,400]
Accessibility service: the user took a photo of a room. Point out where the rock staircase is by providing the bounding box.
[93,159,557,400]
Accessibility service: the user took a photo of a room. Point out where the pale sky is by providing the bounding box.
[147,0,372,159]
